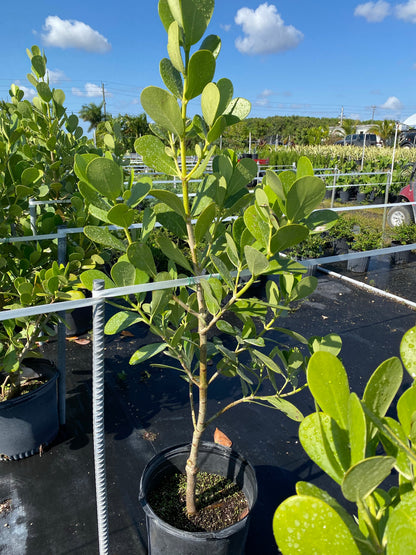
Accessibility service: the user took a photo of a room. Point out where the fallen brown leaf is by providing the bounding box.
[214,427,232,447]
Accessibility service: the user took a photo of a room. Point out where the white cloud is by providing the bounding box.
[396,0,416,23]
[220,23,231,31]
[354,1,391,22]
[41,16,111,53]
[234,3,303,55]
[46,69,68,84]
[380,96,403,110]
[72,83,112,98]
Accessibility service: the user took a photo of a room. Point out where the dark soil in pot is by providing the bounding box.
[148,470,248,532]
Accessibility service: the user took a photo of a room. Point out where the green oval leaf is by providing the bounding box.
[200,34,221,58]
[86,157,123,201]
[348,393,367,465]
[84,225,127,252]
[130,342,168,365]
[341,456,396,502]
[160,58,183,98]
[244,245,269,276]
[156,234,192,272]
[185,50,215,100]
[134,135,177,175]
[397,384,416,438]
[286,176,326,222]
[152,189,186,219]
[36,82,52,102]
[79,269,115,291]
[195,202,216,243]
[127,242,157,277]
[274,495,360,555]
[107,204,135,229]
[110,261,136,287]
[385,491,416,554]
[299,412,350,484]
[104,310,144,335]
[201,82,220,127]
[401,326,416,379]
[307,351,350,430]
[169,0,214,47]
[141,86,184,137]
[167,21,185,73]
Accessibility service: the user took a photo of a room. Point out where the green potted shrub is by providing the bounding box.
[76,0,337,551]
[0,47,96,459]
[347,226,382,273]
[389,223,416,265]
[273,325,416,554]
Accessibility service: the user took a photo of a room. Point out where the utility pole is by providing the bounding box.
[101,82,107,119]
[371,105,376,121]
[339,106,344,126]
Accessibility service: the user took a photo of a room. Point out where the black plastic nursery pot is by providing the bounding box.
[0,358,60,461]
[347,252,370,273]
[139,442,258,555]
[391,241,410,265]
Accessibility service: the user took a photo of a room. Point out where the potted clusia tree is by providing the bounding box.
[76,0,337,551]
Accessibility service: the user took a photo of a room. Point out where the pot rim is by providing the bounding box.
[139,441,257,539]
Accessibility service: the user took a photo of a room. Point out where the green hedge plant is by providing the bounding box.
[77,0,337,518]
[273,325,416,554]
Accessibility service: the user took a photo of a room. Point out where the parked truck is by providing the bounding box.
[388,162,416,226]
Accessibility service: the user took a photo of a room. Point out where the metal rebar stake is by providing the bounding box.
[57,225,68,425]
[92,279,109,555]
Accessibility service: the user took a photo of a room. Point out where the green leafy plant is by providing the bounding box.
[76,0,337,518]
[389,223,416,245]
[273,326,416,554]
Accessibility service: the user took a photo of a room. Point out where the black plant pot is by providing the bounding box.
[339,190,350,203]
[391,241,410,265]
[347,252,370,273]
[139,442,258,555]
[0,358,59,461]
[356,192,366,203]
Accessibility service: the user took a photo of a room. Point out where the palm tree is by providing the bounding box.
[79,102,106,132]
[368,120,396,144]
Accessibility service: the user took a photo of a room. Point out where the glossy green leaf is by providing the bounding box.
[158,0,175,32]
[104,310,144,335]
[195,202,216,243]
[84,226,127,252]
[31,55,46,78]
[274,495,360,555]
[156,234,192,272]
[341,456,395,502]
[130,342,168,365]
[304,209,339,232]
[134,135,177,175]
[263,396,303,420]
[200,279,220,315]
[397,384,416,438]
[308,334,342,356]
[111,261,136,287]
[79,269,115,291]
[200,34,221,58]
[265,170,285,201]
[185,50,215,100]
[243,205,269,248]
[125,179,152,208]
[348,393,367,465]
[127,242,157,277]
[152,189,186,219]
[295,482,363,540]
[400,325,416,379]
[210,254,234,290]
[21,167,43,186]
[290,275,317,301]
[307,351,350,430]
[107,204,135,229]
[385,491,416,554]
[201,82,220,127]
[286,176,326,222]
[244,245,269,276]
[296,156,314,178]
[151,272,173,315]
[74,153,100,181]
[381,416,413,479]
[207,115,227,144]
[53,88,65,106]
[299,412,350,484]
[160,58,183,98]
[141,86,184,137]
[229,157,257,195]
[168,0,214,46]
[223,97,251,123]
[363,357,402,439]
[86,157,123,201]
[270,224,309,253]
[36,82,52,102]
[167,21,185,73]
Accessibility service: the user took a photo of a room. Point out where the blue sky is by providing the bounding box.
[2,1,416,132]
